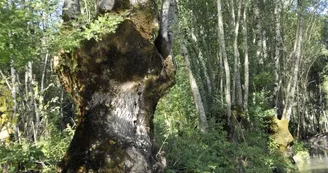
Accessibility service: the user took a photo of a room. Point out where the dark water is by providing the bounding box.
[300,156,328,173]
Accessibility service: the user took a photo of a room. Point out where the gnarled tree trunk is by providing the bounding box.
[55,0,175,172]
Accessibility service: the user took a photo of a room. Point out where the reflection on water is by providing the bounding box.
[300,156,328,173]
[304,134,328,173]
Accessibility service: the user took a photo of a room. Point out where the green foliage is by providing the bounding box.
[0,0,44,68]
[156,122,290,173]
[0,142,44,172]
[322,75,328,103]
[254,72,275,91]
[54,11,130,52]
[0,83,14,129]
[292,140,308,154]
[0,126,74,172]
[0,0,326,171]
[155,55,198,136]
[154,54,290,173]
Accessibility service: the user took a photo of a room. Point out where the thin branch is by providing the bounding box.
[0,70,12,91]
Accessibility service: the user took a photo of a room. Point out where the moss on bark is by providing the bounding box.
[55,2,175,172]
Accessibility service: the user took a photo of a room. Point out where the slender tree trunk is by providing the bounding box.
[182,43,208,132]
[218,51,224,108]
[57,0,175,172]
[40,53,49,137]
[261,29,268,60]
[282,0,303,120]
[41,53,48,92]
[274,0,283,118]
[24,64,31,140]
[10,61,20,143]
[191,32,212,96]
[29,62,41,143]
[231,0,243,107]
[187,37,210,112]
[252,0,263,63]
[243,0,249,114]
[217,0,231,121]
[60,88,65,131]
[25,61,38,143]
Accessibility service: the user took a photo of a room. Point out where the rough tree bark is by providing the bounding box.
[56,0,175,172]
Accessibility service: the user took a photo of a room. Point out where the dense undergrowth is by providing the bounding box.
[154,127,293,173]
[153,55,295,173]
[0,56,301,173]
[0,0,326,172]
[0,126,74,172]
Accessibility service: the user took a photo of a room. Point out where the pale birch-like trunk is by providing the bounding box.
[252,0,263,63]
[232,0,243,107]
[182,43,208,132]
[40,53,49,137]
[261,30,268,61]
[10,61,20,143]
[217,0,231,120]
[230,0,241,106]
[274,0,283,118]
[30,62,41,143]
[25,61,38,143]
[187,37,209,111]
[243,0,249,113]
[218,51,224,109]
[191,32,212,95]
[282,0,303,120]
[41,53,48,92]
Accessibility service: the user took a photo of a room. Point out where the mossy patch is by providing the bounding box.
[270,117,294,152]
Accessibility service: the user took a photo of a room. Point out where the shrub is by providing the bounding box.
[0,126,74,172]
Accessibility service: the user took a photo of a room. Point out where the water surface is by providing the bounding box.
[300,155,328,173]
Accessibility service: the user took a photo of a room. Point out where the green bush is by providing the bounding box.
[0,126,74,172]
[155,124,289,173]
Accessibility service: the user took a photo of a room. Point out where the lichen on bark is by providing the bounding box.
[55,1,175,172]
